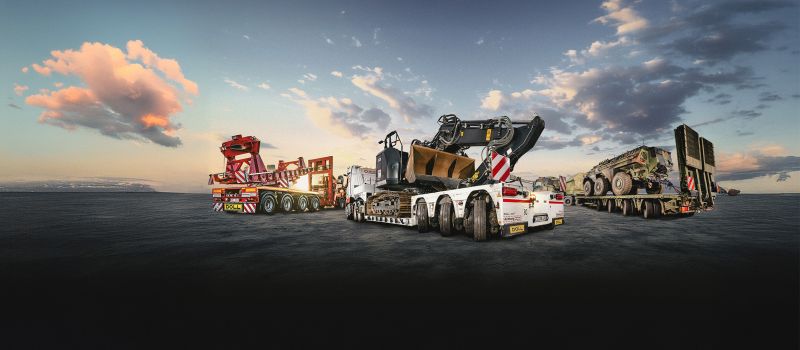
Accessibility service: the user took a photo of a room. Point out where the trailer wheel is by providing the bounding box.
[356,200,366,223]
[622,199,633,216]
[583,179,594,196]
[310,196,321,212]
[607,200,616,213]
[345,202,353,220]
[652,200,662,218]
[297,195,309,212]
[472,196,487,242]
[439,199,454,237]
[643,200,655,219]
[612,172,634,196]
[280,194,293,213]
[416,200,429,233]
[594,178,610,196]
[564,196,573,206]
[260,193,277,215]
[596,199,604,211]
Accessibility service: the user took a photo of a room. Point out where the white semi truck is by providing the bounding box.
[344,114,564,241]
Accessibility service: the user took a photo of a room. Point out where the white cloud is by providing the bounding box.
[257,82,271,90]
[476,37,485,45]
[282,87,391,138]
[243,34,250,40]
[303,73,318,81]
[323,35,335,45]
[224,78,249,91]
[593,0,649,35]
[13,83,29,96]
[480,90,504,110]
[373,28,381,44]
[21,67,29,73]
[350,66,433,122]
[331,71,343,78]
[351,36,362,48]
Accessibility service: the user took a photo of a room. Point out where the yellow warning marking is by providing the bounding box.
[485,129,492,141]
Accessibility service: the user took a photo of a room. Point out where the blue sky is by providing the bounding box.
[2,0,799,193]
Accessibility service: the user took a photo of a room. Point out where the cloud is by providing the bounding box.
[323,35,335,45]
[640,1,795,64]
[717,146,800,182]
[706,92,732,105]
[758,92,782,102]
[257,82,271,90]
[350,66,433,122]
[373,28,381,45]
[24,40,197,147]
[331,71,343,78]
[13,83,28,96]
[533,58,756,139]
[21,67,28,73]
[243,34,250,40]
[593,0,649,35]
[479,89,573,135]
[283,87,391,138]
[261,142,277,149]
[303,73,318,82]
[8,103,21,110]
[224,78,249,91]
[351,36,362,47]
[475,37,485,45]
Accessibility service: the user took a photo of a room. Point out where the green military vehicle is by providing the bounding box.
[583,146,673,196]
[563,124,716,219]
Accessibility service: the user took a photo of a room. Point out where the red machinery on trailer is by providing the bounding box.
[209,134,336,214]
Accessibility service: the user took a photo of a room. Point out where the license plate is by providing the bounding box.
[553,218,563,225]
[224,203,243,212]
[508,224,526,234]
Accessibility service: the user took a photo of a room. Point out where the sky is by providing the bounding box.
[1,0,799,193]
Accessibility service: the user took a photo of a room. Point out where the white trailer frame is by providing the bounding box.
[359,182,565,238]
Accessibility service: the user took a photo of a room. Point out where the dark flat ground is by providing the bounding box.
[0,193,797,348]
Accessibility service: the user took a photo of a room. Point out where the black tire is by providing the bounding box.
[596,200,604,211]
[280,194,293,213]
[297,195,309,212]
[346,202,354,220]
[416,200,429,233]
[607,199,616,213]
[337,198,345,209]
[652,200,663,218]
[622,199,633,216]
[583,179,594,196]
[564,196,573,206]
[472,196,487,242]
[439,199,454,237]
[356,201,366,223]
[594,178,610,195]
[612,172,633,196]
[643,200,655,219]
[260,193,277,215]
[646,182,663,194]
[310,196,321,211]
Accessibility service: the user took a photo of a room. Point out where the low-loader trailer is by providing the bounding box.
[209,135,336,214]
[346,114,564,241]
[564,124,716,218]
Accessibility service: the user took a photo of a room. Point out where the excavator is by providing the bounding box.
[347,114,563,241]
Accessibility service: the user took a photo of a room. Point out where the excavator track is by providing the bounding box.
[366,191,412,218]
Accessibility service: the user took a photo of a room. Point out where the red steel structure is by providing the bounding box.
[209,135,336,214]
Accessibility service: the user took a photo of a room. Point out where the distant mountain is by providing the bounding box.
[0,180,156,192]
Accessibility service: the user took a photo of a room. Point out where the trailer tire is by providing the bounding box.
[280,194,293,213]
[564,196,573,206]
[622,199,633,216]
[596,199,604,211]
[356,200,366,223]
[297,195,309,212]
[594,177,610,196]
[607,199,616,213]
[652,200,663,218]
[472,196,487,242]
[612,172,634,196]
[260,193,277,215]
[416,200,429,233]
[346,202,354,220]
[439,199,454,237]
[643,200,655,219]
[310,196,321,212]
[583,179,594,196]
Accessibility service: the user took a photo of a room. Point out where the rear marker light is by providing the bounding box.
[502,187,518,196]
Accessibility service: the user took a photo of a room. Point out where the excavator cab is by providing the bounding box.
[375,131,408,189]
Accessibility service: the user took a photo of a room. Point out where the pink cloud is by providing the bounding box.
[25,40,197,147]
[13,83,28,96]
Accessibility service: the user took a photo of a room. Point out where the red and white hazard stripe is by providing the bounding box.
[687,176,696,191]
[234,170,248,183]
[243,203,257,214]
[213,203,223,212]
[559,176,567,192]
[491,151,511,182]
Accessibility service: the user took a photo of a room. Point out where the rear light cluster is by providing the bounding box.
[502,187,518,197]
[555,194,564,200]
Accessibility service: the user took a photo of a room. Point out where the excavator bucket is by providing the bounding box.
[405,144,475,189]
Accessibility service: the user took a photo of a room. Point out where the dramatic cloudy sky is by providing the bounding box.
[2,0,798,193]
